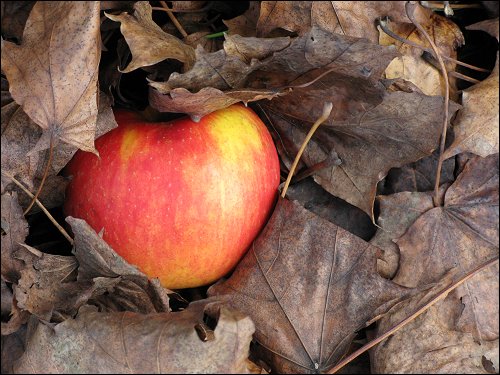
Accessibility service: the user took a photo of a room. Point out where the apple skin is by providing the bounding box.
[64,104,280,289]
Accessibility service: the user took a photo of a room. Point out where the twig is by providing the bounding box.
[281,102,333,198]
[151,3,212,13]
[24,133,54,215]
[449,71,480,84]
[405,1,450,207]
[2,171,74,245]
[328,256,499,373]
[377,18,491,73]
[159,1,188,38]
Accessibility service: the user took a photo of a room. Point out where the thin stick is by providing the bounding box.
[449,71,480,84]
[377,18,491,73]
[281,102,333,198]
[328,256,499,374]
[405,1,450,207]
[2,171,74,245]
[24,134,54,215]
[151,3,212,13]
[159,1,188,38]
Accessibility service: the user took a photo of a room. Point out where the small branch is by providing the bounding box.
[159,1,188,38]
[405,1,450,207]
[328,256,500,374]
[449,71,480,84]
[2,171,74,245]
[377,18,491,73]
[281,102,333,198]
[24,133,54,215]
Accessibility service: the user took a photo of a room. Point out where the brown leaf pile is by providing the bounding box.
[1,1,498,374]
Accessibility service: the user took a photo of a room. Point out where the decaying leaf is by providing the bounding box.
[1,1,101,154]
[256,1,408,41]
[372,276,499,374]
[105,1,196,73]
[267,91,460,218]
[444,57,499,159]
[379,5,464,97]
[223,1,260,37]
[1,324,26,374]
[0,1,35,41]
[68,217,173,314]
[209,198,410,373]
[13,302,257,374]
[1,192,28,283]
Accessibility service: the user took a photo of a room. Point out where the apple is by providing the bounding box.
[64,104,280,289]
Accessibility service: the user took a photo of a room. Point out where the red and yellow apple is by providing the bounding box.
[64,104,280,289]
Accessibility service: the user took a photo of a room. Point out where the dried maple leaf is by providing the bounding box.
[256,1,408,42]
[13,302,258,374]
[372,277,499,374]
[208,198,410,373]
[105,1,196,73]
[1,192,28,283]
[266,90,460,218]
[394,154,499,340]
[1,1,101,154]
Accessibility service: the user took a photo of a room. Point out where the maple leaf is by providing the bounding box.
[1,2,101,154]
[13,302,258,374]
[209,198,410,373]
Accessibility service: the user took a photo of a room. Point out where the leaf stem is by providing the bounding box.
[2,171,74,245]
[327,256,500,374]
[405,1,450,207]
[281,102,333,198]
[24,133,54,215]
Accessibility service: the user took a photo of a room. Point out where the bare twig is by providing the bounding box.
[281,102,333,198]
[2,171,74,245]
[449,71,480,84]
[24,133,54,215]
[159,1,188,38]
[328,256,500,373]
[405,1,450,207]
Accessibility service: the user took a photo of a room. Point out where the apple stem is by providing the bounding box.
[281,102,333,198]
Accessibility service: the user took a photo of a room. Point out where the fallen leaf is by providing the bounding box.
[223,1,261,37]
[105,1,196,73]
[379,7,464,97]
[223,34,291,64]
[149,86,285,120]
[467,17,499,41]
[372,275,499,374]
[395,154,499,341]
[209,198,410,373]
[256,1,409,42]
[1,286,30,336]
[68,216,173,314]
[14,302,257,374]
[266,90,460,218]
[1,1,101,154]
[1,192,28,283]
[443,57,499,159]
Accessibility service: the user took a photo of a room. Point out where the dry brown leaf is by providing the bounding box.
[151,44,262,93]
[443,57,499,159]
[149,86,285,120]
[1,1,101,154]
[223,34,291,64]
[256,1,409,41]
[13,301,257,374]
[68,216,172,314]
[208,198,410,373]
[266,90,460,219]
[1,192,28,283]
[223,1,261,37]
[395,154,499,342]
[379,6,464,97]
[467,17,499,41]
[105,1,196,73]
[372,277,499,373]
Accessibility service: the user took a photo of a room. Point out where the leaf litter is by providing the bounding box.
[1,1,498,374]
